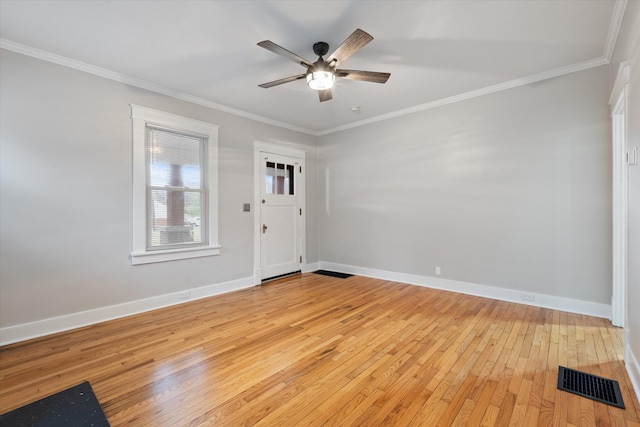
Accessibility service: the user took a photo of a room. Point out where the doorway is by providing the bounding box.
[610,62,630,328]
[253,142,305,283]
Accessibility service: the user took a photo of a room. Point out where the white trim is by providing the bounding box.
[0,38,611,137]
[625,330,640,401]
[610,63,630,327]
[317,261,612,319]
[131,245,221,265]
[303,262,320,274]
[253,151,262,285]
[604,0,628,61]
[130,105,221,265]
[318,57,609,135]
[0,277,254,346]
[253,141,306,284]
[253,141,307,159]
[130,104,220,133]
[0,39,316,136]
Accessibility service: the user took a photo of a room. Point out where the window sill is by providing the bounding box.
[131,245,221,265]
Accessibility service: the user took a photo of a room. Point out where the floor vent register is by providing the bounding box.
[557,366,625,409]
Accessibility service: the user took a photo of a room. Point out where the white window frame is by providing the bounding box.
[130,105,220,265]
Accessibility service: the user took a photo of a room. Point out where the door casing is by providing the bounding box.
[253,141,306,284]
[610,61,630,328]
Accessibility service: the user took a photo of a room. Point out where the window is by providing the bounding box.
[265,161,294,195]
[147,126,206,249]
[130,105,220,265]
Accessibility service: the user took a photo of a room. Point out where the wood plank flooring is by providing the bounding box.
[1,274,639,426]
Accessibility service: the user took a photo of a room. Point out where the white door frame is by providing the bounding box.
[253,141,306,284]
[610,61,630,327]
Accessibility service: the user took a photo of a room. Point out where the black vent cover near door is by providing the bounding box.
[557,366,625,409]
[313,270,353,279]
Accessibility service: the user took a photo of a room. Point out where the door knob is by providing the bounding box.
[262,224,268,234]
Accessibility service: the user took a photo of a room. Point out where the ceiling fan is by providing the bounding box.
[257,28,390,102]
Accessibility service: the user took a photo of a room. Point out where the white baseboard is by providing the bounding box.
[0,276,255,346]
[253,263,319,284]
[0,263,615,347]
[303,262,320,273]
[626,331,640,402]
[318,261,612,319]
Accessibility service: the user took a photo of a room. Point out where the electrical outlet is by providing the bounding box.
[178,290,191,300]
[521,293,535,302]
[435,266,441,276]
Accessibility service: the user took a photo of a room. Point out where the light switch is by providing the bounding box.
[243,203,251,212]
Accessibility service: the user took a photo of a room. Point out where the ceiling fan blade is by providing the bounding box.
[259,74,307,88]
[326,29,374,66]
[318,89,333,102]
[257,40,313,68]
[335,69,390,84]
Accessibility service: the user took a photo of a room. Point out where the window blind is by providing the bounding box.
[146,126,207,249]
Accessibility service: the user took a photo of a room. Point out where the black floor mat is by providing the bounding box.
[313,270,353,279]
[0,381,110,426]
[557,366,625,409]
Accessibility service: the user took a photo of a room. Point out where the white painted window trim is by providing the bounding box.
[609,61,630,327]
[130,104,220,265]
[253,141,306,284]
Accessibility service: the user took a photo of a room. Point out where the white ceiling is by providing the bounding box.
[0,0,624,134]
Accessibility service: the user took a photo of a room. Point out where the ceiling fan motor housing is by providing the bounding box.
[313,42,330,57]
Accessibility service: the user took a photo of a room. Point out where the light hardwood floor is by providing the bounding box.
[1,274,639,426]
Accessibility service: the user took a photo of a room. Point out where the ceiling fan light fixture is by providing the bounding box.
[258,29,388,102]
[306,70,335,90]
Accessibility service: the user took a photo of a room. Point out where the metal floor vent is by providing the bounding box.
[313,270,353,279]
[557,366,625,409]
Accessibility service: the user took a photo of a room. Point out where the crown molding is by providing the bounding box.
[0,36,615,137]
[318,56,609,136]
[0,39,318,136]
[604,0,628,61]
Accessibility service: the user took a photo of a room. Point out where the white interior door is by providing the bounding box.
[260,153,302,280]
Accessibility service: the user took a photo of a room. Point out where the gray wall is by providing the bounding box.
[317,65,612,304]
[0,45,616,332]
[0,49,318,327]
